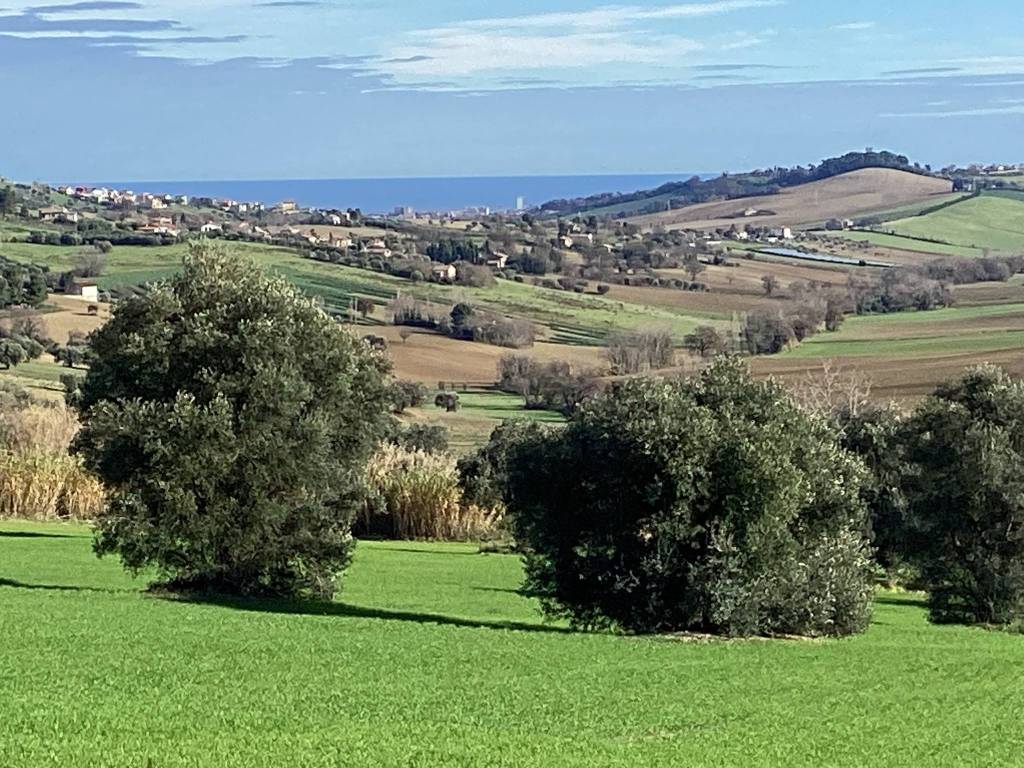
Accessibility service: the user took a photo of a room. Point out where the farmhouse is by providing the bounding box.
[431,264,456,281]
[485,253,509,269]
[69,279,100,303]
[38,206,78,224]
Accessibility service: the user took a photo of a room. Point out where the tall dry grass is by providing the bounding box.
[0,451,104,521]
[0,402,104,521]
[364,443,500,541]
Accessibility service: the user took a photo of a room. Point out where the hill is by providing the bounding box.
[882,194,1024,253]
[540,150,932,217]
[627,169,953,231]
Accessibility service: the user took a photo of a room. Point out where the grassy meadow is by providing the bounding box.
[883,195,1024,253]
[2,521,1023,768]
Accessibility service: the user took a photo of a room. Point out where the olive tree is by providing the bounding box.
[502,359,875,637]
[904,366,1024,625]
[74,242,391,599]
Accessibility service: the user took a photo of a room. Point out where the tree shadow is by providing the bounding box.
[0,531,78,539]
[875,594,926,608]
[0,577,130,594]
[179,593,580,635]
[371,546,482,557]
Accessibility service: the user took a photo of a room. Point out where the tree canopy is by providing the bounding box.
[74,242,392,599]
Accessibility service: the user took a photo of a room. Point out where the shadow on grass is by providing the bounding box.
[0,577,131,594]
[371,546,481,557]
[0,531,78,539]
[875,594,927,608]
[181,593,578,635]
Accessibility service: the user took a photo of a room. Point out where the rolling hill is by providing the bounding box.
[627,169,954,231]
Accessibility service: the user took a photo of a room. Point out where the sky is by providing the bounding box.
[1,0,1023,181]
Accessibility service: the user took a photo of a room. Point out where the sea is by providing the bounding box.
[81,174,700,214]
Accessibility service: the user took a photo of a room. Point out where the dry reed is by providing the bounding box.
[0,402,104,521]
[364,444,500,540]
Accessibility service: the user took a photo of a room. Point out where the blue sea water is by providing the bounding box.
[81,174,700,214]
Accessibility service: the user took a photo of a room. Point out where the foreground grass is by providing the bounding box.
[2,522,1023,767]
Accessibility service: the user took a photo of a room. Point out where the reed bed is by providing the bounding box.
[0,401,104,521]
[364,444,500,541]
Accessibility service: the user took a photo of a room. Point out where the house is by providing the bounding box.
[558,235,574,249]
[768,227,793,240]
[70,280,100,303]
[485,252,509,269]
[734,230,750,241]
[431,264,456,281]
[38,206,78,224]
[277,200,298,213]
[147,197,166,210]
[199,222,223,234]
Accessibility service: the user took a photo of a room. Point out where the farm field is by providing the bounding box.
[3,521,1024,768]
[818,230,985,258]
[882,195,1024,253]
[628,169,953,231]
[405,388,566,453]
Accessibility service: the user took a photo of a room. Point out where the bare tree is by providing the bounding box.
[761,274,779,297]
[791,359,873,417]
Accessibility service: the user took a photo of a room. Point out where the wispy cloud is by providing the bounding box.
[371,1,782,88]
[882,104,1024,119]
[881,66,962,77]
[832,21,876,31]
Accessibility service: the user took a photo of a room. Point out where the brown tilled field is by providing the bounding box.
[752,349,1024,402]
[629,169,953,231]
[377,326,606,384]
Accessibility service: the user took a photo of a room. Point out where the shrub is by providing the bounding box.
[389,379,429,413]
[503,359,874,637]
[903,366,1024,625]
[393,423,449,454]
[362,444,499,540]
[435,392,460,412]
[73,242,392,600]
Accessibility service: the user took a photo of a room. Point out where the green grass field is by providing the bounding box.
[781,303,1024,359]
[883,195,1024,253]
[1,239,717,344]
[411,389,565,453]
[2,521,1023,767]
[823,230,985,258]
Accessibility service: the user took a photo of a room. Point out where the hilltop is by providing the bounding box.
[628,168,955,231]
[538,150,934,217]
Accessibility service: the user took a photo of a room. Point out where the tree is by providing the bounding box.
[434,392,460,413]
[502,359,875,637]
[903,366,1024,625]
[0,186,16,217]
[0,339,27,369]
[605,329,675,374]
[683,325,729,358]
[389,379,429,413]
[355,297,375,319]
[683,255,706,283]
[761,274,779,296]
[73,242,392,599]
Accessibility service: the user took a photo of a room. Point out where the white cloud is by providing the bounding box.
[373,1,781,87]
[882,104,1024,119]
[832,21,876,31]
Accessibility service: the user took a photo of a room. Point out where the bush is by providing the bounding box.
[361,444,499,540]
[389,379,429,413]
[73,242,392,600]
[903,366,1024,625]
[503,359,875,637]
[392,423,449,454]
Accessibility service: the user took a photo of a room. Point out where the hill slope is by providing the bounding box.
[628,169,953,231]
[883,194,1024,253]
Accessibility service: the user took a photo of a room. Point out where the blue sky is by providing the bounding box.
[1,0,1023,180]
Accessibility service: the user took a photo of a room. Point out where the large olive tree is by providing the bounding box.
[503,359,875,637]
[904,366,1024,625]
[74,243,391,599]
